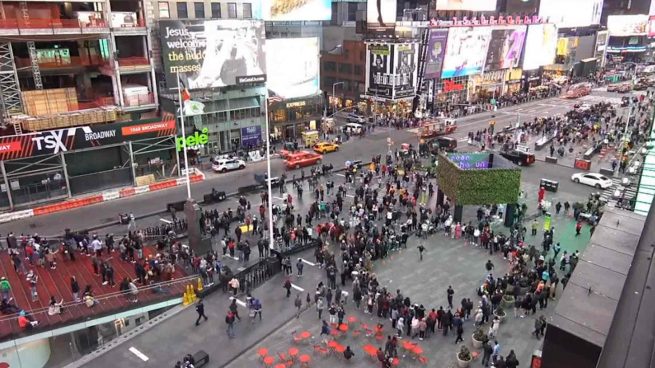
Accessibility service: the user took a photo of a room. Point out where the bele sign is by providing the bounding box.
[443,80,465,93]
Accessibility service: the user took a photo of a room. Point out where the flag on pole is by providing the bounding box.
[178,77,205,116]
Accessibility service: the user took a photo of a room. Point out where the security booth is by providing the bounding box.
[301,130,319,148]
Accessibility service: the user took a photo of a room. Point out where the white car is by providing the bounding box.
[571,173,613,189]
[212,158,246,173]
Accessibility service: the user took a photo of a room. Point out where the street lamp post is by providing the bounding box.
[332,82,344,116]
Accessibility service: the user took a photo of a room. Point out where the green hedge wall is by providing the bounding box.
[437,153,521,205]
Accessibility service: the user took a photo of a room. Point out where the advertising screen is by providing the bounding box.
[538,0,603,28]
[607,15,648,36]
[435,0,497,11]
[522,24,557,70]
[366,43,393,99]
[261,0,330,20]
[485,26,527,72]
[393,43,418,99]
[266,37,320,99]
[441,27,492,79]
[424,29,448,79]
[159,20,266,90]
[649,16,655,37]
[366,0,397,33]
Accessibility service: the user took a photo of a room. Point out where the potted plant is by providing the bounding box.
[456,345,472,368]
[502,294,515,309]
[494,306,506,323]
[471,327,487,349]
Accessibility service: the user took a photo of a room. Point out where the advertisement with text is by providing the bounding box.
[366,0,397,34]
[424,29,449,79]
[538,0,602,28]
[435,0,497,11]
[366,43,393,99]
[607,15,648,36]
[266,37,320,99]
[485,25,527,72]
[522,24,557,71]
[393,43,418,99]
[261,0,331,20]
[159,20,266,90]
[0,119,176,161]
[441,27,492,79]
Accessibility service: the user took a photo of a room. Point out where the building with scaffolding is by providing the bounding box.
[0,0,178,210]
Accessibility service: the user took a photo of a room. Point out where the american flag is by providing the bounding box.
[268,95,284,103]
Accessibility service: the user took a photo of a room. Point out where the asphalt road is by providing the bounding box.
[0,93,621,237]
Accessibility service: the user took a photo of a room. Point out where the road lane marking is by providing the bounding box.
[336,173,345,177]
[346,194,355,198]
[129,347,149,362]
[301,259,316,266]
[291,283,305,292]
[229,296,247,307]
[159,218,172,224]
[273,196,285,200]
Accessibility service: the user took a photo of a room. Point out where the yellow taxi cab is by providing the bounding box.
[313,141,339,154]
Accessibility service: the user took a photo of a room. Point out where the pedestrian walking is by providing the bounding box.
[225,310,236,338]
[195,298,208,326]
[296,258,304,277]
[447,286,454,309]
[229,298,241,321]
[294,294,302,318]
[417,244,425,261]
[316,296,325,319]
[284,278,292,298]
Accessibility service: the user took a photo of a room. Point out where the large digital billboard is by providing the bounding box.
[266,38,320,99]
[366,0,397,34]
[522,24,557,71]
[159,20,266,90]
[538,0,603,28]
[365,42,418,100]
[607,15,648,36]
[261,0,331,20]
[485,26,526,72]
[441,27,491,79]
[424,29,448,79]
[435,0,497,11]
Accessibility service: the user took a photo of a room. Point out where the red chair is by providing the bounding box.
[313,344,330,357]
[262,356,276,367]
[257,348,269,361]
[418,355,429,365]
[288,347,300,362]
[299,354,312,367]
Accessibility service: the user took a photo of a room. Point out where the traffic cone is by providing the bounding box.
[182,288,190,306]
[197,277,204,292]
[189,284,197,302]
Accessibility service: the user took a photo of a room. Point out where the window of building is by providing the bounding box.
[194,2,205,18]
[354,65,362,75]
[158,2,170,18]
[176,2,188,18]
[323,61,337,72]
[330,2,338,25]
[211,3,221,18]
[338,63,352,74]
[243,3,252,18]
[227,2,237,18]
[272,109,286,123]
[347,2,357,22]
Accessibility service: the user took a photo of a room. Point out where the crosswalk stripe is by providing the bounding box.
[229,296,247,307]
[291,283,305,292]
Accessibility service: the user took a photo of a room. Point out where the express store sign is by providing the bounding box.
[0,119,176,160]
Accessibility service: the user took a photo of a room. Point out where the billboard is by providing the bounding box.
[365,42,418,100]
[366,0,397,34]
[607,15,648,36]
[393,43,418,99]
[424,29,448,79]
[649,16,655,37]
[522,24,557,70]
[485,26,527,72]
[266,37,320,99]
[538,0,603,28]
[0,119,176,161]
[159,20,266,90]
[435,0,497,11]
[261,0,330,20]
[441,27,492,79]
[241,126,262,147]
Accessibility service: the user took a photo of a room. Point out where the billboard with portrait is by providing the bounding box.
[159,20,266,90]
[393,43,418,99]
[538,0,602,28]
[522,24,557,70]
[266,37,320,99]
[441,27,492,79]
[261,0,331,20]
[435,0,497,11]
[366,43,393,99]
[607,15,648,36]
[366,0,397,34]
[424,29,448,79]
[485,26,527,72]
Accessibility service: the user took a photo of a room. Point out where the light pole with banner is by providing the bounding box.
[332,82,344,115]
[263,93,275,251]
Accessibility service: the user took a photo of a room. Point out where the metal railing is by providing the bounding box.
[117,57,150,67]
[0,18,108,32]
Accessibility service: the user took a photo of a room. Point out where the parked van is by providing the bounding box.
[342,123,363,135]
